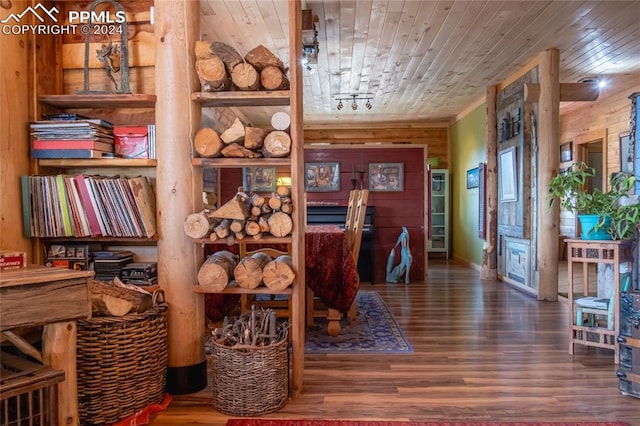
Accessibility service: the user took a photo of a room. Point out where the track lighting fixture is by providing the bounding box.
[334,94,374,111]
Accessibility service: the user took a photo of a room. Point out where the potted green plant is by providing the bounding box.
[547,161,640,240]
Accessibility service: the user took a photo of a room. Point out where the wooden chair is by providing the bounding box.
[306,189,369,330]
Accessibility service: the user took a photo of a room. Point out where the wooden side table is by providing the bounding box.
[566,239,634,362]
[1,266,92,426]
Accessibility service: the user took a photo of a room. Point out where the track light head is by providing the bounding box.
[336,100,343,110]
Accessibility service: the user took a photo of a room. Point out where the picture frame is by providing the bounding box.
[369,162,404,192]
[504,237,530,288]
[305,162,340,192]
[498,146,517,202]
[619,131,633,173]
[466,167,479,189]
[242,167,276,192]
[560,142,573,163]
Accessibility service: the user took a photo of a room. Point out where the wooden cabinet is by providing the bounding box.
[428,169,449,258]
[189,0,305,397]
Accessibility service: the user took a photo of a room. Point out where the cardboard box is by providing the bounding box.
[0,251,27,270]
[114,126,149,158]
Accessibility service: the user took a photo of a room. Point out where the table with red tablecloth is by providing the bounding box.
[305,224,359,313]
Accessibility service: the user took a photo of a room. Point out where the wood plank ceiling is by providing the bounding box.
[199,0,640,127]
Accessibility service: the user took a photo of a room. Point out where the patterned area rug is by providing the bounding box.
[305,291,413,354]
[227,420,630,426]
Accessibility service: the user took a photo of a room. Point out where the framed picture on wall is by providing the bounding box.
[369,162,404,191]
[466,167,479,189]
[619,131,633,173]
[305,162,340,191]
[499,146,517,202]
[560,142,573,163]
[242,167,276,192]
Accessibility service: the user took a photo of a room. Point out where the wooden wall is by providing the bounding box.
[560,73,640,176]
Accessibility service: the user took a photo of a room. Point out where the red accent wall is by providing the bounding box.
[219,147,426,283]
[305,148,425,283]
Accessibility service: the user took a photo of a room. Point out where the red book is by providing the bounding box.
[73,175,103,237]
[33,139,114,152]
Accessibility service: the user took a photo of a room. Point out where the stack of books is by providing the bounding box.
[30,113,115,159]
[93,250,134,281]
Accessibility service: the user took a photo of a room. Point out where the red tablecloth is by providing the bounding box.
[305,225,360,312]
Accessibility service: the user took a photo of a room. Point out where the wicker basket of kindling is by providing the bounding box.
[76,289,168,425]
[211,309,289,416]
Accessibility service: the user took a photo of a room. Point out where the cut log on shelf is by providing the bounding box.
[195,55,230,92]
[231,62,260,91]
[194,127,223,158]
[262,255,295,291]
[210,194,250,220]
[244,219,261,236]
[195,40,214,59]
[267,212,293,237]
[229,219,246,233]
[234,251,272,289]
[245,126,267,150]
[245,44,286,72]
[263,131,291,158]
[89,279,152,315]
[271,112,291,131]
[248,193,265,207]
[276,185,291,197]
[258,216,269,233]
[221,117,245,145]
[197,250,238,292]
[221,143,263,158]
[210,41,244,74]
[261,65,290,91]
[214,218,232,239]
[184,211,218,239]
[268,196,282,211]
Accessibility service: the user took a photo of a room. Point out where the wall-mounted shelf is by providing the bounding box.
[38,94,157,109]
[191,91,290,107]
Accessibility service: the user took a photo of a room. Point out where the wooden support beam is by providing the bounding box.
[524,82,600,103]
[155,0,207,394]
[481,85,498,280]
[537,49,561,302]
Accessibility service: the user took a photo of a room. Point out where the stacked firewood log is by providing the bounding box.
[193,113,291,159]
[89,278,153,317]
[195,249,295,292]
[195,41,289,92]
[184,186,293,243]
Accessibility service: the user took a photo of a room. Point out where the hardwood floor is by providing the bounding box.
[149,261,639,425]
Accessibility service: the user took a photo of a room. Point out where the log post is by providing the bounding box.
[481,85,498,280]
[537,48,560,301]
[155,0,207,394]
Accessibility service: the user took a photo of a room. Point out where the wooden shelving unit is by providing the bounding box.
[189,0,305,398]
[38,94,157,109]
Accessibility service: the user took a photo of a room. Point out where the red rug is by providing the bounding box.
[226,421,630,426]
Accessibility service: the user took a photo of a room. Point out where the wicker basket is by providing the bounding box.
[211,336,289,416]
[76,290,168,425]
